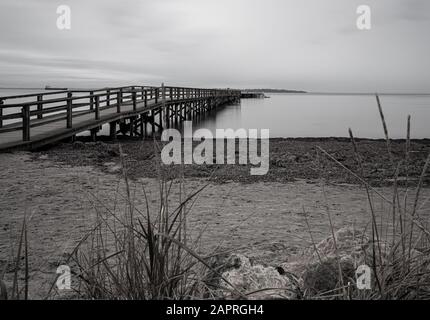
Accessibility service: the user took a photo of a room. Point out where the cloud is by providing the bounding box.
[0,0,429,92]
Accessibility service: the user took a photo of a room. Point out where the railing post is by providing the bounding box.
[95,95,100,120]
[170,87,173,101]
[116,91,121,113]
[37,94,43,119]
[132,90,137,111]
[0,99,3,128]
[67,92,73,128]
[144,89,147,108]
[155,88,158,104]
[22,105,30,141]
[119,88,123,104]
[89,91,94,110]
[106,89,110,107]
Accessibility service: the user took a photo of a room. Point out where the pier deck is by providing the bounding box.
[0,85,240,151]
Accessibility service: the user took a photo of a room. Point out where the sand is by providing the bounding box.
[1,146,430,299]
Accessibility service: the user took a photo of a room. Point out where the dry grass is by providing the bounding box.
[306,94,430,299]
[54,144,243,300]
[0,216,29,300]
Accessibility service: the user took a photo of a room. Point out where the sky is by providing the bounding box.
[0,0,429,92]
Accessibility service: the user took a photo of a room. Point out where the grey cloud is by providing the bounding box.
[0,0,429,92]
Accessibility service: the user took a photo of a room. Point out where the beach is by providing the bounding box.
[1,138,430,299]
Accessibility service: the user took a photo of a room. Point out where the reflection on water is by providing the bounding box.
[193,94,430,139]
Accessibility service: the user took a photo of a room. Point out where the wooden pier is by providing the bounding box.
[0,85,240,151]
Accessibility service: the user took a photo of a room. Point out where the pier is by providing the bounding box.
[0,85,240,151]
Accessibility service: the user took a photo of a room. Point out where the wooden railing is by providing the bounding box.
[0,85,240,142]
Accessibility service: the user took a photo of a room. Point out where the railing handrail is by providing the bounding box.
[0,86,240,107]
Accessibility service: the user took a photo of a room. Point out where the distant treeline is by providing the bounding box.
[243,89,307,93]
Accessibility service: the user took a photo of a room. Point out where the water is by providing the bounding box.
[2,89,430,139]
[193,93,430,139]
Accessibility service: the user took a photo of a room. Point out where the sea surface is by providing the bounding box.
[194,93,430,139]
[1,89,430,139]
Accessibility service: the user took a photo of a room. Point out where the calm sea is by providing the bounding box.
[194,93,430,139]
[1,89,429,139]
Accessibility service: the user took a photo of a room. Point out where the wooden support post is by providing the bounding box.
[144,114,148,138]
[130,118,135,137]
[37,94,43,119]
[155,88,158,104]
[119,88,123,104]
[67,92,73,128]
[144,90,147,108]
[159,108,163,130]
[140,114,144,139]
[22,105,30,141]
[151,110,155,135]
[109,121,117,140]
[187,103,191,121]
[165,106,170,128]
[95,95,100,120]
[162,83,167,127]
[90,128,97,142]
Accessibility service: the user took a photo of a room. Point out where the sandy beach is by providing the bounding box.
[1,138,430,299]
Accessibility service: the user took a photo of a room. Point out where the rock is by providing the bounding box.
[212,228,430,299]
[278,228,369,296]
[278,227,430,297]
[310,227,367,261]
[302,257,355,295]
[218,254,298,300]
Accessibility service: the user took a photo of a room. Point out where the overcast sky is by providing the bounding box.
[0,0,429,92]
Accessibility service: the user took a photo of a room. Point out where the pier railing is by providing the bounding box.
[0,85,240,142]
